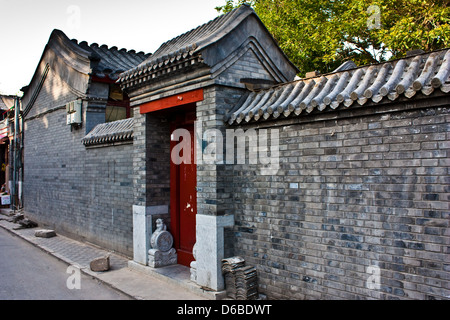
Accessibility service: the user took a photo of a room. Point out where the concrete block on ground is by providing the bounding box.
[35,229,56,238]
[13,219,38,230]
[90,255,110,272]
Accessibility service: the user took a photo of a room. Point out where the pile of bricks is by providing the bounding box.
[222,256,258,300]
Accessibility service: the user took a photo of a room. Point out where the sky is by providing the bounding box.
[0,0,226,95]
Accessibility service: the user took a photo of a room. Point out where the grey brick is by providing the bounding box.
[228,105,450,300]
[23,75,134,257]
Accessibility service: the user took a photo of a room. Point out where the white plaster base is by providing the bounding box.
[132,205,152,265]
[193,214,234,291]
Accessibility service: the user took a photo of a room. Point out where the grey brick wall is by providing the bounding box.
[23,74,134,257]
[226,101,449,300]
[145,113,171,207]
[131,109,171,231]
[132,110,147,207]
[216,50,275,87]
[196,86,246,218]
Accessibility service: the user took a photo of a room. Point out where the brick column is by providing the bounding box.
[132,110,171,265]
[132,111,150,264]
[192,86,243,290]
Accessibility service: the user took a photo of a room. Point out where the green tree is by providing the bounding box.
[216,0,450,76]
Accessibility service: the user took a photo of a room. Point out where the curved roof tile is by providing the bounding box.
[74,35,151,80]
[227,48,450,125]
[82,118,134,146]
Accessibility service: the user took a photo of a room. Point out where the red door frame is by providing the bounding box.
[170,111,197,266]
[139,89,203,267]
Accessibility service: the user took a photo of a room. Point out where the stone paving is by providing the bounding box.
[7,223,128,270]
[0,211,211,300]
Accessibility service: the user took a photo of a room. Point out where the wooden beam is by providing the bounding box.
[140,89,204,114]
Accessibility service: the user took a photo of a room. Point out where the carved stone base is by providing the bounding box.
[148,248,177,268]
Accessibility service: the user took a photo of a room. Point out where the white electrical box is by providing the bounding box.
[66,100,82,125]
[1,195,10,205]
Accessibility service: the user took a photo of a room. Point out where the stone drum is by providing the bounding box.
[150,219,173,252]
[148,219,177,268]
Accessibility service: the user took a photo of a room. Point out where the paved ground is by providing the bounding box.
[0,227,131,300]
[0,210,212,300]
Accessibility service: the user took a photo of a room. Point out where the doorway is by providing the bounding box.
[170,110,197,267]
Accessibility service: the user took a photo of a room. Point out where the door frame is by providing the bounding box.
[138,89,203,267]
[169,109,197,267]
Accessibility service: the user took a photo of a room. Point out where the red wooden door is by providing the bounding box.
[170,121,196,267]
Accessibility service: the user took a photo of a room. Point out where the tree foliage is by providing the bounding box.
[216,0,450,76]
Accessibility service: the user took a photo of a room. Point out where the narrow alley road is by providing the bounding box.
[0,227,130,300]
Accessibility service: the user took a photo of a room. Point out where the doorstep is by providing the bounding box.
[128,261,227,300]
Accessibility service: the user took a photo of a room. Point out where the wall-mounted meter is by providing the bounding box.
[66,100,82,126]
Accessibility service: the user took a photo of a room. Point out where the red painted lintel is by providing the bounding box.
[140,89,204,114]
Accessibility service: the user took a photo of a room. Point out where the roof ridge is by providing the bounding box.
[65,32,150,79]
[152,7,234,57]
[118,4,255,85]
[74,37,149,57]
[161,4,252,56]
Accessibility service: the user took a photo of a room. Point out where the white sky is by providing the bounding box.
[0,0,226,95]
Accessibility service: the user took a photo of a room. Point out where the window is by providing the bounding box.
[106,106,127,122]
[105,84,130,122]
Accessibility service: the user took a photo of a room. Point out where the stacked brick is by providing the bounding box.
[222,256,258,300]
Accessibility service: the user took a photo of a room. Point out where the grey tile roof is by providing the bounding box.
[46,30,150,81]
[82,118,134,146]
[0,95,15,111]
[118,4,255,88]
[72,38,151,81]
[227,48,450,125]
